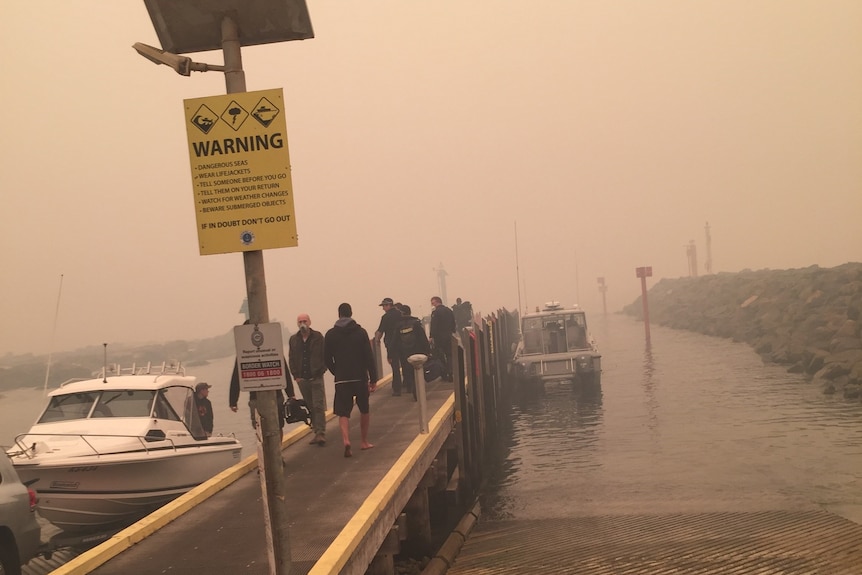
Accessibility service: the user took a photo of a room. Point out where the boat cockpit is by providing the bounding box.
[521,309,590,355]
[35,386,208,440]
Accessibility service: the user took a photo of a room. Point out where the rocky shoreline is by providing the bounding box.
[622,263,862,399]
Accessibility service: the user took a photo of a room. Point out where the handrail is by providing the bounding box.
[10,432,181,460]
[90,361,186,379]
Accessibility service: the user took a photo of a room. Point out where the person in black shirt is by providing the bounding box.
[325,302,378,457]
[194,381,214,437]
[374,297,404,396]
[429,296,456,381]
[395,304,431,399]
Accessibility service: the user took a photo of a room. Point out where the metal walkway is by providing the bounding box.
[448,510,862,574]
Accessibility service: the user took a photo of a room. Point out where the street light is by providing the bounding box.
[132,42,225,76]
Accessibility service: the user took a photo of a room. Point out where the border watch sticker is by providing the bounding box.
[183,88,298,255]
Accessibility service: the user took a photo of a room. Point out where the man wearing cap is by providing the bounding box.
[375,297,404,396]
[194,382,214,437]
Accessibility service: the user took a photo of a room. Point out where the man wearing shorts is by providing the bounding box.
[324,302,378,458]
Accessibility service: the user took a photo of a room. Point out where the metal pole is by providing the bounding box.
[408,354,429,434]
[222,15,291,575]
[640,276,651,346]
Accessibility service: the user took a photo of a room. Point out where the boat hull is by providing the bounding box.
[512,351,602,388]
[14,441,241,534]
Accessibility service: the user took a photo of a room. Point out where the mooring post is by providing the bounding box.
[408,354,429,433]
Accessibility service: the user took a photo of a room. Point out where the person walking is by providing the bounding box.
[193,381,214,437]
[396,304,431,399]
[429,296,456,381]
[375,297,404,396]
[325,302,378,458]
[288,313,328,446]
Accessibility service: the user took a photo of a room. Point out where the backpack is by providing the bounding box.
[284,397,311,426]
[398,322,417,352]
[424,359,443,382]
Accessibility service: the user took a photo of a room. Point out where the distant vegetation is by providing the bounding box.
[0,331,237,392]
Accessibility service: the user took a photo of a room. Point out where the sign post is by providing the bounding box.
[635,266,653,345]
[137,3,313,572]
[597,277,608,315]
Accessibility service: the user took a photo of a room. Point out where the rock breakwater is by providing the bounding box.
[622,263,862,399]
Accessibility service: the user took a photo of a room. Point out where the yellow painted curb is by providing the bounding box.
[309,393,455,575]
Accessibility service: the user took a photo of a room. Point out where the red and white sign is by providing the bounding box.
[233,322,287,392]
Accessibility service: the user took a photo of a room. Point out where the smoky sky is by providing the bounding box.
[1,1,860,356]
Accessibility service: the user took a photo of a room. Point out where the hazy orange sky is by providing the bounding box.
[1,1,860,356]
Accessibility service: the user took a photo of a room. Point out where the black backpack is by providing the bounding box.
[284,397,311,426]
[398,321,417,351]
[424,359,443,382]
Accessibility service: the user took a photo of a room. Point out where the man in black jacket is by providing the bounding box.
[324,303,378,458]
[430,296,456,381]
[193,382,214,437]
[375,297,404,396]
[395,304,430,399]
[289,313,328,446]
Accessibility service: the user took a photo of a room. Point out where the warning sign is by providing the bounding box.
[184,88,298,255]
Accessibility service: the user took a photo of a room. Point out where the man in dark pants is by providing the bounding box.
[453,297,473,331]
[288,313,328,446]
[396,304,431,399]
[375,297,404,395]
[324,302,378,458]
[430,296,456,381]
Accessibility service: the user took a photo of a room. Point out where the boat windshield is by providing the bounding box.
[38,392,100,423]
[521,313,589,355]
[35,386,206,441]
[38,390,157,423]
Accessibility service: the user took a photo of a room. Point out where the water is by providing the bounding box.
[483,313,862,524]
[5,316,861,525]
[1,355,340,458]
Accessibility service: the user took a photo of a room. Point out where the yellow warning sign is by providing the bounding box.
[184,88,297,255]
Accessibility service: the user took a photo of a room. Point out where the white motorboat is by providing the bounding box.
[6,362,242,534]
[511,302,602,388]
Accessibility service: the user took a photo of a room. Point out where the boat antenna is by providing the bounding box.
[103,343,108,383]
[515,221,522,317]
[43,274,64,396]
[575,251,581,307]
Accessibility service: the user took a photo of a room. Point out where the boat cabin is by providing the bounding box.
[520,303,591,355]
[512,302,602,387]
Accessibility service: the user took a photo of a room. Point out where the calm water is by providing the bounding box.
[483,313,862,524]
[5,316,861,526]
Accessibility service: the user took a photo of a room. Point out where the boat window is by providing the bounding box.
[543,319,568,354]
[152,390,181,422]
[566,314,588,350]
[521,318,544,354]
[91,390,155,418]
[171,386,207,440]
[38,392,98,423]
